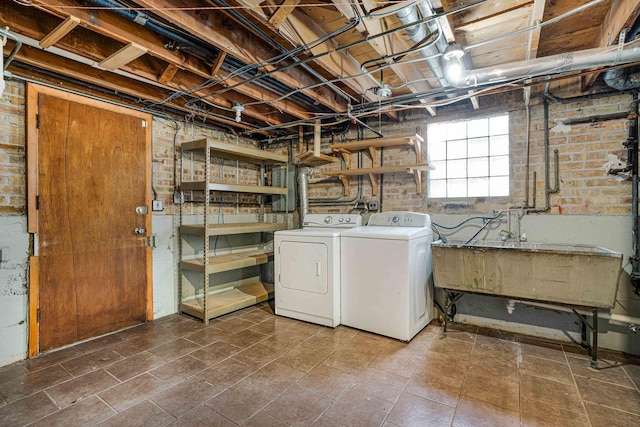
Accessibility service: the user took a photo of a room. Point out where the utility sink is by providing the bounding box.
[431,240,624,308]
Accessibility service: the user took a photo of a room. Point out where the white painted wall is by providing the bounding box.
[0,216,29,366]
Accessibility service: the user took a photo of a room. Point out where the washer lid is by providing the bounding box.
[340,226,432,240]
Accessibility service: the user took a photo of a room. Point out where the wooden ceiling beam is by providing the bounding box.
[158,63,179,85]
[269,0,301,29]
[129,0,346,113]
[210,51,227,77]
[25,0,311,120]
[526,0,546,60]
[39,15,80,49]
[582,0,640,90]
[0,5,289,127]
[10,45,266,132]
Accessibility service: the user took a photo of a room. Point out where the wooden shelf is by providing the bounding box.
[181,181,287,195]
[297,151,338,165]
[180,222,288,236]
[180,249,273,275]
[180,281,273,320]
[181,138,287,165]
[330,134,423,152]
[324,164,433,195]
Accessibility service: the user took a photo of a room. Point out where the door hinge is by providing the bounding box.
[146,235,157,248]
[37,308,41,323]
[36,114,40,129]
[36,195,40,210]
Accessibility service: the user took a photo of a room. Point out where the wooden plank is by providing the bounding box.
[210,51,227,76]
[180,222,288,236]
[181,181,288,195]
[39,15,80,48]
[28,256,39,358]
[158,63,179,85]
[180,281,269,320]
[99,42,147,71]
[469,90,480,110]
[323,164,434,176]
[297,151,338,164]
[526,0,546,60]
[330,134,424,151]
[582,0,640,89]
[181,138,287,164]
[180,250,272,274]
[269,0,301,28]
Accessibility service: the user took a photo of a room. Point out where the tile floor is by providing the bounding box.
[1,302,640,426]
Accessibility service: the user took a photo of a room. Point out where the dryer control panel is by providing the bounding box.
[303,213,362,228]
[367,211,430,227]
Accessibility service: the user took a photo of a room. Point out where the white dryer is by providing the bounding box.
[274,213,362,327]
[340,212,433,341]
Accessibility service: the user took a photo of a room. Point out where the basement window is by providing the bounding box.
[427,114,509,198]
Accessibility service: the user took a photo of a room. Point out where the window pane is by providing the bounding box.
[447,179,467,197]
[447,159,466,178]
[446,122,466,140]
[490,135,509,156]
[429,140,447,161]
[429,180,446,198]
[448,139,467,159]
[468,177,489,197]
[490,115,509,135]
[490,155,509,176]
[468,137,488,157]
[428,123,446,143]
[430,160,447,179]
[468,157,488,177]
[490,176,509,196]
[467,118,488,138]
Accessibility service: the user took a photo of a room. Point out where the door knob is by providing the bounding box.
[134,227,146,235]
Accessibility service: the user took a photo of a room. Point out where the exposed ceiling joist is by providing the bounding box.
[526,0,546,60]
[129,0,347,113]
[582,0,640,89]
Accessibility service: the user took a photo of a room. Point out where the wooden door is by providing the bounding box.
[28,85,152,352]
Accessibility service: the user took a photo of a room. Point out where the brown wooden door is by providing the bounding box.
[35,90,151,352]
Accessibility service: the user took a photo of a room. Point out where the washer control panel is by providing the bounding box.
[303,214,362,228]
[367,212,430,227]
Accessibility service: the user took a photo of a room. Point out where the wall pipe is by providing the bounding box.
[628,95,640,295]
[0,28,22,71]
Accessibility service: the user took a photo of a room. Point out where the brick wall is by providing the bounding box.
[0,81,25,213]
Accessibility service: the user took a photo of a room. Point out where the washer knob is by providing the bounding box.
[339,217,344,222]
[324,216,332,224]
[392,216,400,223]
[346,218,351,223]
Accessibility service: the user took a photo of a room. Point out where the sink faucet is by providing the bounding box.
[500,209,523,244]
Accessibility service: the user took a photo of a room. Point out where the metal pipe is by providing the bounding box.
[396,2,448,90]
[0,28,22,70]
[524,89,531,207]
[298,167,312,222]
[448,39,640,88]
[628,95,640,294]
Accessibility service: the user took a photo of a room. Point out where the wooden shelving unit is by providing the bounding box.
[327,134,432,195]
[179,138,288,323]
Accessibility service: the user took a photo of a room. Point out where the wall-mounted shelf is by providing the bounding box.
[179,138,288,323]
[326,134,430,195]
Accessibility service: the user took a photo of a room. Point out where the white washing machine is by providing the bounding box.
[340,212,433,341]
[274,213,362,327]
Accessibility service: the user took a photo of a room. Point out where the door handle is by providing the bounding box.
[316,262,321,276]
[134,227,146,235]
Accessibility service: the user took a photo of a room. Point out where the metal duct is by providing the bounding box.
[297,167,313,222]
[396,2,448,89]
[604,68,640,91]
[447,39,640,88]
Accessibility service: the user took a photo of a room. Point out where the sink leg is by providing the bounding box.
[591,308,599,370]
[441,292,449,339]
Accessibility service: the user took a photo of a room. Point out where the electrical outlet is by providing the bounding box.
[367,199,379,211]
[355,199,366,209]
[152,200,164,211]
[173,191,183,204]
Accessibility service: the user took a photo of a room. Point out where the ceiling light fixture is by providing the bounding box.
[442,43,466,85]
[231,102,244,123]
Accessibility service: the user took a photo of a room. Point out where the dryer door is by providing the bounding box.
[279,241,328,294]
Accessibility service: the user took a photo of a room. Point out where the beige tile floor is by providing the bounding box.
[1,302,640,426]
